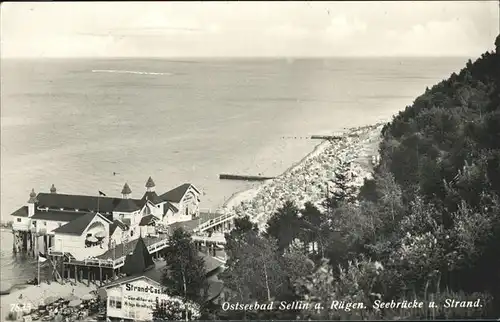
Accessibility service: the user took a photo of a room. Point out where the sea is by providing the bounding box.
[0,57,469,292]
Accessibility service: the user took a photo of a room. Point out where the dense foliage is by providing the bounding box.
[213,35,500,320]
[153,228,206,320]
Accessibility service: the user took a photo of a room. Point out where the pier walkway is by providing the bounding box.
[48,210,235,270]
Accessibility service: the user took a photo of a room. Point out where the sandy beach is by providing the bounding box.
[221,123,385,230]
[0,281,97,320]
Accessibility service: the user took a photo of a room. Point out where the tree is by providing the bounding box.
[324,160,357,211]
[299,201,326,255]
[156,227,207,320]
[265,200,302,252]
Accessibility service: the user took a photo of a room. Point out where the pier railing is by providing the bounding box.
[194,212,235,233]
[147,237,169,253]
[192,233,227,245]
[48,215,230,268]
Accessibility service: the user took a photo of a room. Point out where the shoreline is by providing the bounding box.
[221,122,386,229]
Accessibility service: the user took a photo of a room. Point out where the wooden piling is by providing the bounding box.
[22,232,28,251]
[61,261,65,284]
[12,231,16,253]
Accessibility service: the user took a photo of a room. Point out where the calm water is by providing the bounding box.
[0,57,469,290]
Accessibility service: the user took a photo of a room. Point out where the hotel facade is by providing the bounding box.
[10,177,202,261]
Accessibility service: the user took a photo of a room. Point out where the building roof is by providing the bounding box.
[159,183,200,203]
[102,254,224,301]
[199,252,225,274]
[141,191,163,204]
[163,202,179,215]
[139,214,158,226]
[121,183,132,195]
[122,237,155,276]
[52,212,110,236]
[31,210,87,222]
[28,189,38,203]
[166,219,199,233]
[109,220,128,236]
[114,198,142,213]
[10,206,29,218]
[35,193,143,213]
[145,176,156,188]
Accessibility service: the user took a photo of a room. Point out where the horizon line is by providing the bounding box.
[0,55,480,60]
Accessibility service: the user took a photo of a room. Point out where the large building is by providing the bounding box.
[10,177,202,261]
[101,237,225,321]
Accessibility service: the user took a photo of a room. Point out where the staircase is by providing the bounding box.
[193,213,235,233]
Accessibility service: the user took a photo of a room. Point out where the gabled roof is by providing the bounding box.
[10,206,29,218]
[141,191,163,204]
[122,237,155,276]
[159,183,200,203]
[109,219,128,236]
[52,212,111,236]
[163,202,179,215]
[139,214,158,226]
[31,210,87,222]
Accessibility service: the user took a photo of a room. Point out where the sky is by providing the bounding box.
[1,1,499,58]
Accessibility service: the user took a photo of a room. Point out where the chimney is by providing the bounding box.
[27,188,37,217]
[50,184,57,194]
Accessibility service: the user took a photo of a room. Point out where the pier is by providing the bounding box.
[8,179,235,290]
[44,210,234,286]
[219,174,275,181]
[310,135,342,140]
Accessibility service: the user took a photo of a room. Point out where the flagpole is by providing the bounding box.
[37,256,40,286]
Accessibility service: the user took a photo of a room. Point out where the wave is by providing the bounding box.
[91,69,173,76]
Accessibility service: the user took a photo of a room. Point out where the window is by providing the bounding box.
[109,296,122,309]
[130,230,134,237]
[43,221,47,226]
[17,218,21,222]
[32,221,37,226]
